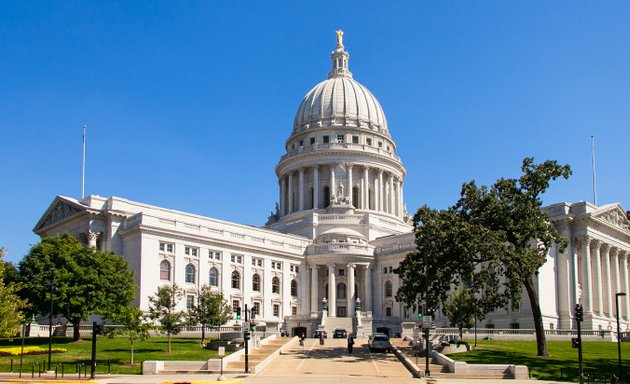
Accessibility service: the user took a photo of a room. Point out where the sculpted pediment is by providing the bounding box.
[35,197,86,232]
[593,205,630,232]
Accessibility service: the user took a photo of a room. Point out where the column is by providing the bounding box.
[87,231,99,247]
[555,223,571,329]
[603,244,612,316]
[313,165,319,209]
[347,264,356,315]
[363,166,369,210]
[397,178,403,217]
[278,178,283,216]
[612,248,621,312]
[280,176,286,216]
[347,164,353,206]
[328,263,336,317]
[298,167,304,211]
[378,170,384,212]
[570,238,579,312]
[288,172,293,214]
[364,264,372,312]
[310,265,318,314]
[389,174,395,215]
[582,237,593,314]
[592,240,603,315]
[621,252,630,319]
[330,164,336,201]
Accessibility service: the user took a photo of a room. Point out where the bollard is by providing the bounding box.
[77,363,82,378]
[10,358,13,373]
[61,362,65,378]
[140,360,143,375]
[38,362,41,377]
[55,363,58,379]
[31,364,35,378]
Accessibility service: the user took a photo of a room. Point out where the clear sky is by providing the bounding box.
[1,1,629,264]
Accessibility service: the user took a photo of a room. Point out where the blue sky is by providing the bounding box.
[1,1,629,264]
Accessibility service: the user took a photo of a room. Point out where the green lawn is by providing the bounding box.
[0,336,226,375]
[447,339,630,382]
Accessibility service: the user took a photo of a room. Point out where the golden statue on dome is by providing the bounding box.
[335,29,344,48]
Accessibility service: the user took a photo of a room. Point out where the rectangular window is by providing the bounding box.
[186,295,195,309]
[185,246,198,257]
[323,135,330,144]
[336,134,344,143]
[292,306,297,315]
[232,300,240,312]
[298,140,303,147]
[352,135,359,144]
[231,254,243,264]
[383,267,387,274]
[159,242,174,253]
[366,138,372,146]
[378,141,383,148]
[388,266,393,273]
[310,137,316,145]
[253,302,261,316]
[252,258,262,267]
[386,307,392,317]
[272,261,282,270]
[209,250,221,260]
[290,265,299,273]
[338,269,345,276]
[273,304,280,317]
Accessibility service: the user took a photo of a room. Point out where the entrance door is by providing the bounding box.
[337,306,347,317]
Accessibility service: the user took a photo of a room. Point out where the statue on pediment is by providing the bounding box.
[39,201,82,230]
[598,209,630,231]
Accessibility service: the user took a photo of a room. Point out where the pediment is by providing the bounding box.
[592,204,630,232]
[34,196,86,233]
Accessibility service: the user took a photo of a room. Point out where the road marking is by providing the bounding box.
[366,346,380,372]
[296,339,317,371]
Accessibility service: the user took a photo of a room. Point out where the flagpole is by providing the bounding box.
[82,125,87,199]
[591,135,597,206]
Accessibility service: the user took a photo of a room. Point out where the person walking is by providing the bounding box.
[347,334,354,353]
[319,331,325,345]
[299,333,305,348]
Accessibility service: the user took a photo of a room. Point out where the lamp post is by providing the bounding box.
[46,281,55,371]
[615,292,626,381]
[322,297,328,312]
[355,297,362,312]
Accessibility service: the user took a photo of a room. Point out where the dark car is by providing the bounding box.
[333,328,347,338]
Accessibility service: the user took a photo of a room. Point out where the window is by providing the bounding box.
[231,254,243,264]
[185,246,198,257]
[160,260,171,280]
[159,242,174,253]
[336,134,344,143]
[323,186,330,208]
[272,261,282,270]
[388,266,393,273]
[292,306,297,315]
[337,282,346,299]
[366,138,372,146]
[310,137,315,145]
[231,271,240,289]
[383,267,387,274]
[186,295,195,309]
[291,279,298,297]
[378,141,383,148]
[352,135,359,144]
[290,265,299,273]
[252,258,262,267]
[252,274,261,292]
[209,267,219,286]
[232,300,240,312]
[385,307,392,317]
[272,277,280,294]
[185,264,196,284]
[338,269,344,276]
[298,139,303,147]
[253,302,261,317]
[323,135,330,144]
[209,250,221,260]
[273,304,280,317]
[385,280,393,297]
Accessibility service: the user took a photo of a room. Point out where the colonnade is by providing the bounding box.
[278,163,404,217]
[309,262,372,317]
[557,232,630,328]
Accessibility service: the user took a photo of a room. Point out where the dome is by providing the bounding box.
[292,34,388,135]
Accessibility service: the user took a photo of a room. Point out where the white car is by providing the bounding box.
[368,333,391,352]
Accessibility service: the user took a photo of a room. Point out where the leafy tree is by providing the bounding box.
[148,284,185,353]
[187,285,232,346]
[442,286,477,340]
[106,306,152,364]
[19,234,136,340]
[396,158,571,357]
[0,248,26,338]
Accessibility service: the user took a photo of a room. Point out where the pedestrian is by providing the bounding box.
[347,334,354,353]
[319,331,325,345]
[299,333,305,348]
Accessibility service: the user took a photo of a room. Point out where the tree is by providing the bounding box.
[0,248,26,338]
[187,285,232,346]
[148,284,185,353]
[19,234,136,340]
[106,306,152,364]
[396,158,571,357]
[442,286,476,340]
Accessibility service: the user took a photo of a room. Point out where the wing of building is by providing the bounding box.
[34,33,630,336]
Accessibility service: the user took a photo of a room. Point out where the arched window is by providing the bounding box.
[185,264,196,284]
[231,271,240,289]
[160,260,171,281]
[252,273,261,292]
[209,267,219,286]
[352,186,359,208]
[291,279,298,297]
[272,276,280,294]
[323,186,330,208]
[338,282,346,299]
[385,280,393,297]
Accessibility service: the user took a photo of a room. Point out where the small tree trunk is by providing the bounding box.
[201,325,205,346]
[525,275,548,357]
[168,332,171,353]
[459,326,463,340]
[130,337,134,365]
[72,319,81,341]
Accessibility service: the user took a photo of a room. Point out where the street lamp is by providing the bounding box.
[355,297,362,312]
[46,281,56,371]
[615,292,626,381]
[322,297,328,312]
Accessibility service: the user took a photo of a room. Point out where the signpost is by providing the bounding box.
[217,346,226,381]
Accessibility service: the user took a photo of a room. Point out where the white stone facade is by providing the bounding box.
[33,34,630,336]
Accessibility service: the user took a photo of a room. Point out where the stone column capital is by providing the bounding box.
[601,242,610,253]
[327,262,336,270]
[346,163,354,170]
[363,165,370,171]
[346,263,356,269]
[299,167,305,173]
[378,169,384,176]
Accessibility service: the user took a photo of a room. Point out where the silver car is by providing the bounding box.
[368,333,391,352]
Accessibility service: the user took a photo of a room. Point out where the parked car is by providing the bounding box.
[333,328,347,338]
[368,333,391,352]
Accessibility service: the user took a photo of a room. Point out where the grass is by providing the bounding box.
[0,336,227,374]
[447,339,630,382]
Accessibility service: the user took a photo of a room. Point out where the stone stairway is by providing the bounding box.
[390,338,450,377]
[225,337,290,371]
[323,317,355,336]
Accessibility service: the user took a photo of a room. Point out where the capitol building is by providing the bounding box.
[34,33,630,336]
